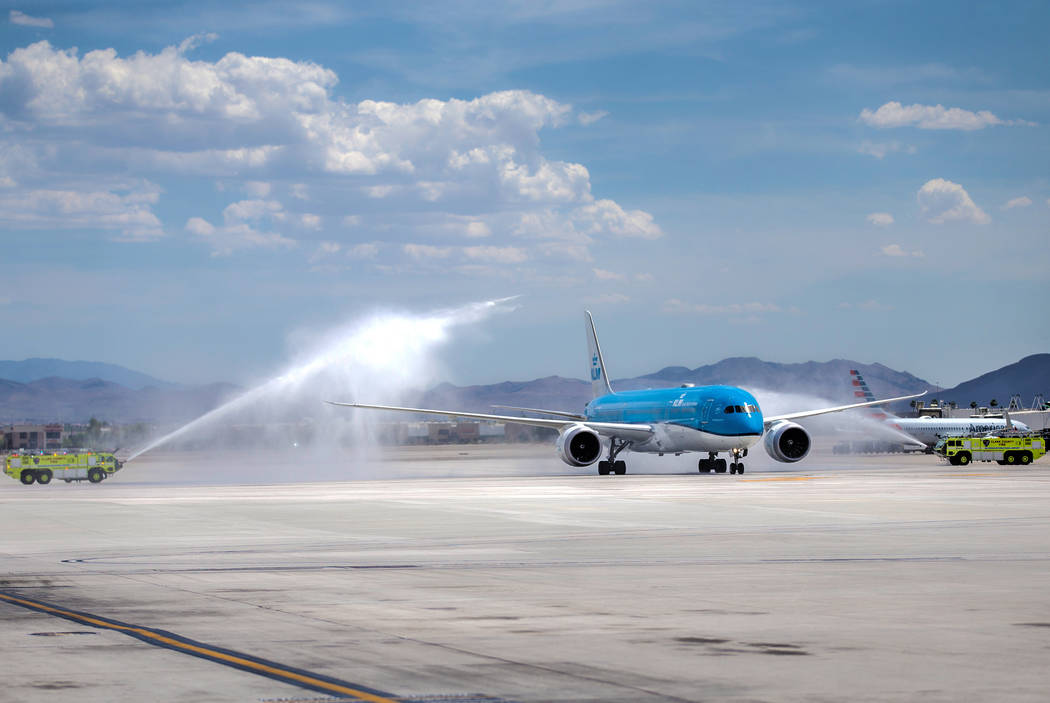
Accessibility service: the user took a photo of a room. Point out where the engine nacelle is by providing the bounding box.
[763,421,811,463]
[556,424,602,467]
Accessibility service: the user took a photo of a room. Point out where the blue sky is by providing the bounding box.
[1,0,1047,388]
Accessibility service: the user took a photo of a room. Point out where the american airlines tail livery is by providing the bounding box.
[328,312,923,475]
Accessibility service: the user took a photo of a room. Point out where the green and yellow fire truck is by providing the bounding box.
[934,435,1046,467]
[3,452,123,485]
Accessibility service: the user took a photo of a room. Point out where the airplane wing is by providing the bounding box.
[491,404,587,420]
[763,391,926,428]
[325,402,655,442]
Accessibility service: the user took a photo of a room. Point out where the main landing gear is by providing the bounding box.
[597,439,630,475]
[698,449,747,475]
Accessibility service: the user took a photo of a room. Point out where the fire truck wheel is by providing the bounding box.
[957,453,971,466]
[36,469,52,485]
[20,471,35,485]
[87,468,104,483]
[1019,452,1032,465]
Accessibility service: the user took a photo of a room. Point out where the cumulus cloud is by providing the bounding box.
[186,198,296,255]
[860,101,1032,130]
[463,245,528,264]
[0,184,162,240]
[880,243,924,258]
[917,178,990,225]
[10,10,53,28]
[0,39,659,266]
[867,212,894,227]
[593,268,625,281]
[1002,196,1032,210]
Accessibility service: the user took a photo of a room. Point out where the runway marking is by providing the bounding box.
[739,476,825,482]
[938,473,997,478]
[0,591,398,702]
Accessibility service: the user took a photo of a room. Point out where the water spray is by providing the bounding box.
[127,298,517,461]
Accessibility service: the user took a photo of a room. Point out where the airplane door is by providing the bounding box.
[700,399,714,424]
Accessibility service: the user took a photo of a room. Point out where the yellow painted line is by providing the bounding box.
[739,476,825,482]
[0,591,398,702]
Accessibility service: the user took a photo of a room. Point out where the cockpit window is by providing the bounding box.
[724,406,735,414]
[734,405,744,413]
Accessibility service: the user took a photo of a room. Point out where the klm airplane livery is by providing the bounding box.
[329,312,923,475]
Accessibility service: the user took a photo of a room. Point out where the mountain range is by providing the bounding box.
[0,354,1045,424]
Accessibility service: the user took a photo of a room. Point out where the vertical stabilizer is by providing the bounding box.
[585,311,614,398]
[850,369,896,420]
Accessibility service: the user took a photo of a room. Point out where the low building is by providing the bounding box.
[3,424,64,451]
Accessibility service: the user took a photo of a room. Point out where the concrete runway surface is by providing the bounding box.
[2,445,1050,702]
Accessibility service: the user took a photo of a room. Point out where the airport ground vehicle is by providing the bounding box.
[934,435,1046,466]
[3,451,123,485]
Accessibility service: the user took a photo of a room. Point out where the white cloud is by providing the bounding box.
[880,243,924,258]
[858,141,916,159]
[0,185,163,240]
[0,39,659,264]
[578,110,608,126]
[187,198,296,255]
[860,101,1031,130]
[347,242,379,258]
[10,10,53,28]
[403,243,452,260]
[308,240,341,263]
[867,212,894,227]
[1002,196,1032,210]
[917,179,990,225]
[464,221,491,238]
[462,245,527,264]
[593,268,625,281]
[663,299,782,315]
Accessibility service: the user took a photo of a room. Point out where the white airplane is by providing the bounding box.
[848,369,1030,448]
[327,313,923,475]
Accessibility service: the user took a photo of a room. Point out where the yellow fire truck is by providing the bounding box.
[3,452,124,485]
[934,435,1046,466]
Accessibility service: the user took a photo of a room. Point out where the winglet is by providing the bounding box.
[585,311,614,398]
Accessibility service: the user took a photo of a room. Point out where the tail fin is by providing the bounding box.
[850,369,896,420]
[586,311,614,398]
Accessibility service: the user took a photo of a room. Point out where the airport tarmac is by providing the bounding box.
[2,445,1050,702]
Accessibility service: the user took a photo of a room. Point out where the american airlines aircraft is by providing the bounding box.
[328,313,923,475]
[849,369,1029,449]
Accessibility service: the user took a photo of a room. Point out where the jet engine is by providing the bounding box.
[763,421,811,463]
[556,424,602,467]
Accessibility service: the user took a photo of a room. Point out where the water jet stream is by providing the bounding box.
[127,298,516,461]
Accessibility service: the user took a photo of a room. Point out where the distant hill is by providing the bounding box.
[0,377,239,424]
[0,358,176,390]
[1,354,1044,425]
[936,354,1050,408]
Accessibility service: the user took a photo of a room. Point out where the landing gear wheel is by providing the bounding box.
[614,460,627,475]
[1019,451,1032,465]
[20,472,35,485]
[736,462,745,474]
[698,460,711,473]
[36,469,52,485]
[87,467,104,483]
[715,459,727,473]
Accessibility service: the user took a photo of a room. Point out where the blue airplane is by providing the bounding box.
[328,312,923,475]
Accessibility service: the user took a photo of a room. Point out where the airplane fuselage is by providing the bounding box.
[586,385,764,453]
[891,417,1031,448]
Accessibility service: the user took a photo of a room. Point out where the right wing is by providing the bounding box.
[491,404,587,420]
[325,401,654,442]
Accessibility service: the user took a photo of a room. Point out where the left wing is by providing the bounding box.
[326,402,655,442]
[764,391,926,428]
